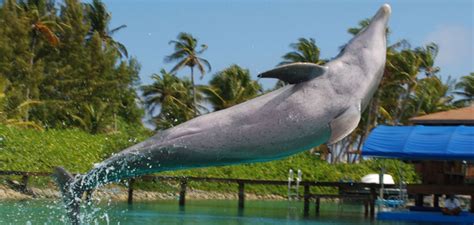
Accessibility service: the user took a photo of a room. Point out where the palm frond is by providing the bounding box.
[169,58,190,74]
[109,24,127,35]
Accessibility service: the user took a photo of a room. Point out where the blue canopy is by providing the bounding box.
[362,125,474,160]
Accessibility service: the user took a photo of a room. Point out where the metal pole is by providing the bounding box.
[288,169,293,200]
[296,169,302,200]
[379,167,385,200]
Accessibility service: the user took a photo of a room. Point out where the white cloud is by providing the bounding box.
[424,25,473,68]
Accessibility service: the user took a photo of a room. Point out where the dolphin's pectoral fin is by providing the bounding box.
[327,103,361,145]
[257,63,328,84]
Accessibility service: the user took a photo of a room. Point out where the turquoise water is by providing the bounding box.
[0,199,437,225]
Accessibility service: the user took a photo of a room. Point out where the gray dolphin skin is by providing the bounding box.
[54,4,391,224]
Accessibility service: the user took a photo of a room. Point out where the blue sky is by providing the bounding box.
[102,0,473,90]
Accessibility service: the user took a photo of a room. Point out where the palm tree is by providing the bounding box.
[0,76,43,130]
[16,0,63,121]
[347,19,369,35]
[347,18,390,36]
[391,42,443,123]
[71,102,111,134]
[19,0,61,49]
[165,32,211,113]
[85,0,128,58]
[387,49,423,123]
[407,76,454,116]
[279,38,325,66]
[142,69,201,129]
[200,65,262,111]
[415,42,440,77]
[453,73,474,106]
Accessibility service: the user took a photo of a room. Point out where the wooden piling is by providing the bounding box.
[238,182,245,209]
[21,175,29,193]
[415,194,423,207]
[128,178,135,205]
[315,197,320,214]
[433,194,440,207]
[369,187,376,220]
[364,200,369,218]
[179,179,187,206]
[303,184,310,217]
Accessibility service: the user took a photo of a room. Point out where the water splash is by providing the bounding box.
[0,199,123,224]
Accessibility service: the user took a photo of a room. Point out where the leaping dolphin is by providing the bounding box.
[54,4,391,224]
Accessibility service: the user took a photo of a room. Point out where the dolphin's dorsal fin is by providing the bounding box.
[257,63,328,84]
[327,102,361,145]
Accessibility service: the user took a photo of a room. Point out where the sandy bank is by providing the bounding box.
[0,184,285,202]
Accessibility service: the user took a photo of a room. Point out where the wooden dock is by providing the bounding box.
[136,175,386,218]
[0,170,390,218]
[4,170,452,219]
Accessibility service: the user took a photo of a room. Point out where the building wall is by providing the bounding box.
[415,161,467,185]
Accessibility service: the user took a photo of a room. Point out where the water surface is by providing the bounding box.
[0,199,438,224]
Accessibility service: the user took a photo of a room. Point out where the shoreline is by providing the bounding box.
[0,184,285,202]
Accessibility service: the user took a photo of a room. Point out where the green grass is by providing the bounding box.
[0,124,418,195]
[0,124,150,173]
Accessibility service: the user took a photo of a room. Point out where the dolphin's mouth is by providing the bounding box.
[373,4,391,25]
[363,3,391,33]
[381,4,391,15]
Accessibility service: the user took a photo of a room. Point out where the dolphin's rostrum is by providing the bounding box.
[54,4,391,224]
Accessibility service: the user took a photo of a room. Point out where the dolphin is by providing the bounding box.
[54,4,391,224]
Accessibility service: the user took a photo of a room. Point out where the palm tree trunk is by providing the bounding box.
[25,35,38,122]
[190,66,197,115]
[356,95,379,162]
[396,84,415,124]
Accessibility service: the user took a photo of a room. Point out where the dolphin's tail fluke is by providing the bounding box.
[53,167,84,225]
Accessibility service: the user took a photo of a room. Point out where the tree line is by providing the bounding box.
[1,1,473,162]
[0,0,141,133]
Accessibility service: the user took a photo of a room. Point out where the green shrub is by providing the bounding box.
[0,124,150,172]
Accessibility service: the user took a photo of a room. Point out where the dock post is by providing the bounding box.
[364,200,369,218]
[315,197,320,214]
[433,194,440,208]
[128,178,135,205]
[303,184,310,217]
[369,187,376,220]
[179,179,187,207]
[238,181,245,209]
[415,194,423,207]
[471,195,473,213]
[21,174,29,193]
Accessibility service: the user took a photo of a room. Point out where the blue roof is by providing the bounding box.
[362,125,474,160]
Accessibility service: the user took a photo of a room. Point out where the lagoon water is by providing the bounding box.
[0,199,437,225]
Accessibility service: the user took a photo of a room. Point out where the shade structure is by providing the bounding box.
[362,125,474,160]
